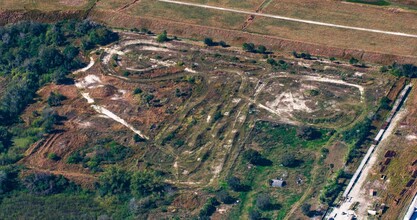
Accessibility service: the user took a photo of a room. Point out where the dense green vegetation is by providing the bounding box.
[227,122,332,219]
[67,140,133,172]
[0,20,131,219]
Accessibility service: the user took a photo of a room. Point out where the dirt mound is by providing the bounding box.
[89,85,118,98]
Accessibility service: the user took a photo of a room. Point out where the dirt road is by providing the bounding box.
[158,0,417,39]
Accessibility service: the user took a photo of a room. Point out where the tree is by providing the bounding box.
[47,153,60,161]
[204,37,215,46]
[219,41,228,47]
[0,167,19,194]
[301,203,312,217]
[296,126,321,140]
[281,153,298,167]
[242,43,255,52]
[63,45,79,60]
[228,176,243,191]
[249,210,262,220]
[256,193,271,210]
[216,190,235,204]
[23,172,73,195]
[242,149,271,166]
[134,88,143,95]
[47,92,66,107]
[156,30,169,43]
[380,97,391,110]
[349,57,359,65]
[199,197,218,218]
[130,171,164,198]
[267,58,277,66]
[98,167,131,196]
[257,45,267,54]
[292,51,299,58]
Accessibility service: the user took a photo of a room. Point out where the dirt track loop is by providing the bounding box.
[158,0,417,39]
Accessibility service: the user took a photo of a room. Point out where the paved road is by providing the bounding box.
[158,0,417,39]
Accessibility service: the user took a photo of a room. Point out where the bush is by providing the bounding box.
[156,30,169,43]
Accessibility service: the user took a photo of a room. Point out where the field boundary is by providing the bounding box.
[158,0,417,39]
[89,10,417,65]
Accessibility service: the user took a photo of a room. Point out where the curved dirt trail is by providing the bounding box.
[158,0,417,39]
[74,56,149,140]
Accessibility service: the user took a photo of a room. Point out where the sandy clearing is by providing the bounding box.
[75,75,102,89]
[158,0,417,39]
[74,57,95,74]
[302,75,365,101]
[141,46,172,52]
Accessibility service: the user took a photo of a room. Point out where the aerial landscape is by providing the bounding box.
[0,0,417,219]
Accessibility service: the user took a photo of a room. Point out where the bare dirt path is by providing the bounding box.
[158,0,417,39]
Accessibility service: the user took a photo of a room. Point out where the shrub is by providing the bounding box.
[156,30,169,43]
